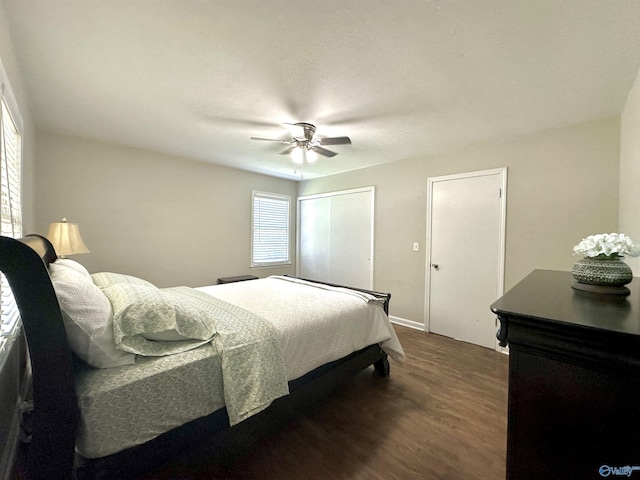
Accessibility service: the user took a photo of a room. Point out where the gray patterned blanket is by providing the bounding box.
[181,287,290,425]
[104,284,289,425]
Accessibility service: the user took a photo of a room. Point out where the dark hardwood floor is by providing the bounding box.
[139,326,509,480]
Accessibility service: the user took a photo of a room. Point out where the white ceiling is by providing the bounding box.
[3,0,640,181]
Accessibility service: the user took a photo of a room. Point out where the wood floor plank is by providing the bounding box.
[142,326,509,479]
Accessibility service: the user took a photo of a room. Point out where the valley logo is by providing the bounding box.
[599,465,640,477]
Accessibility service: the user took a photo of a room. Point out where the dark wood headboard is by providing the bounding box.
[0,235,78,479]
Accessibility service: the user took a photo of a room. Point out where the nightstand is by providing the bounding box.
[217,275,259,284]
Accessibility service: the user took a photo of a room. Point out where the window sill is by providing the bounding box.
[250,262,292,270]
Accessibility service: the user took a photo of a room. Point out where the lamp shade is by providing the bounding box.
[46,217,90,257]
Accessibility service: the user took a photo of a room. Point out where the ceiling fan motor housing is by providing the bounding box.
[293,122,317,142]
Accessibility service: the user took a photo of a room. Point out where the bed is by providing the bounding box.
[0,234,404,480]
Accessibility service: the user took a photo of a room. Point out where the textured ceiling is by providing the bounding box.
[3,0,640,180]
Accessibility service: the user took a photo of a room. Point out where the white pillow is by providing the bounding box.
[53,258,92,280]
[49,263,136,368]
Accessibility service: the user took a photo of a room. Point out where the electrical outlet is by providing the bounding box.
[413,242,419,252]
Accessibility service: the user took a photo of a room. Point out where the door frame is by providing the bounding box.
[424,167,507,351]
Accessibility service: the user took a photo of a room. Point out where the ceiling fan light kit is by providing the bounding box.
[251,122,352,165]
[291,147,318,164]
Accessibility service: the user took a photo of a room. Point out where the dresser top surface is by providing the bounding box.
[491,269,640,337]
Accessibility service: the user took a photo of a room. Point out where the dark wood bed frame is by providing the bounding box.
[0,234,391,480]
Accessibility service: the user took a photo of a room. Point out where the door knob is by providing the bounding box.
[431,263,439,270]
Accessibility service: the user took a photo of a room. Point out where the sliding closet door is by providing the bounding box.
[299,196,331,281]
[297,187,374,289]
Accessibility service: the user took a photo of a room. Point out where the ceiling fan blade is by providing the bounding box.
[250,137,287,142]
[279,146,296,155]
[313,146,338,158]
[318,136,352,146]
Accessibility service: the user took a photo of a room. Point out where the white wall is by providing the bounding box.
[34,131,298,287]
[300,117,621,324]
[620,65,640,272]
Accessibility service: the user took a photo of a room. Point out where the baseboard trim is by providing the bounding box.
[390,316,424,331]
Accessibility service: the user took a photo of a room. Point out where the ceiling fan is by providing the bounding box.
[251,122,351,164]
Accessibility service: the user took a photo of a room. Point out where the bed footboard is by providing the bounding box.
[283,274,392,315]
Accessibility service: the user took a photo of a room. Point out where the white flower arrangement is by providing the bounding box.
[573,233,640,258]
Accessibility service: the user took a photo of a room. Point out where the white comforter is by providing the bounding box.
[75,275,405,459]
[196,275,405,381]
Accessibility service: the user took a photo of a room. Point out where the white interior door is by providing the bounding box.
[426,169,506,349]
[298,187,374,289]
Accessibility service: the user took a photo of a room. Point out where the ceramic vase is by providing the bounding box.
[571,256,633,287]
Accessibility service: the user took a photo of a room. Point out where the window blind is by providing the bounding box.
[0,92,23,358]
[251,191,290,266]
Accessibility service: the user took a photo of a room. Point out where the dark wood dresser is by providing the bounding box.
[491,269,640,480]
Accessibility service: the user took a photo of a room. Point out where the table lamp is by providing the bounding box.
[46,217,90,258]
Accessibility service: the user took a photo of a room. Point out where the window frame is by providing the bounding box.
[251,190,291,268]
[0,65,24,365]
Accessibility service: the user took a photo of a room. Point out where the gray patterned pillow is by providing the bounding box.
[91,272,156,289]
[103,283,216,356]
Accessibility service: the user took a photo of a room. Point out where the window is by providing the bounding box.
[0,81,23,360]
[251,191,290,267]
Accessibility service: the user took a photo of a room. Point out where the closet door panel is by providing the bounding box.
[298,197,330,281]
[298,187,374,290]
[328,192,372,288]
